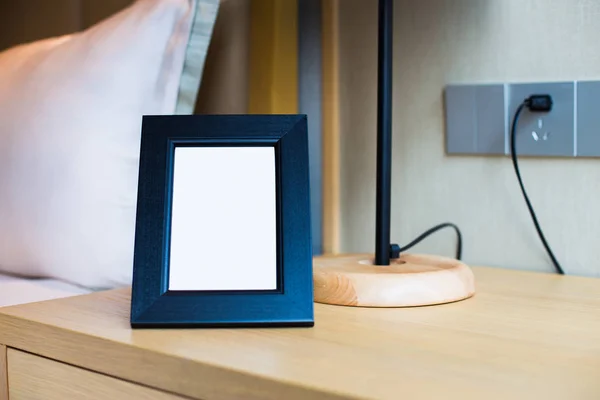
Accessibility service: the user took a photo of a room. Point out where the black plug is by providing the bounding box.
[389,243,401,259]
[525,94,553,112]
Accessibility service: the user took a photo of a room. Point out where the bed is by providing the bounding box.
[0,274,91,308]
[0,0,243,307]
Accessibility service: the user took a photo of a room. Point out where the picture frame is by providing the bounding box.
[130,114,314,328]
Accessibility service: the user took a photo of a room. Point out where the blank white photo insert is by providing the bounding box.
[168,146,277,291]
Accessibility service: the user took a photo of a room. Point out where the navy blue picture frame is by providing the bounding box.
[130,115,314,328]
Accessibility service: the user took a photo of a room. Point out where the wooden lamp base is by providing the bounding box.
[313,253,475,307]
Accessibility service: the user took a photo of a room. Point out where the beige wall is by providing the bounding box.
[338,0,600,277]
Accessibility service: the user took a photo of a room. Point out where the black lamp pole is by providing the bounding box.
[374,0,393,266]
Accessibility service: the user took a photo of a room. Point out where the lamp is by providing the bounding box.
[313,0,475,307]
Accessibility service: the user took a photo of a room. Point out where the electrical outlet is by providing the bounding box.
[507,82,575,157]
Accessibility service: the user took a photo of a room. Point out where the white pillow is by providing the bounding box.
[0,0,219,289]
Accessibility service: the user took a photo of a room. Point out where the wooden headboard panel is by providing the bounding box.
[0,1,132,51]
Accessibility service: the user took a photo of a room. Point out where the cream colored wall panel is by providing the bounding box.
[338,0,600,277]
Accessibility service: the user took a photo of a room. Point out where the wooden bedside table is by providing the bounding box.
[1,265,600,400]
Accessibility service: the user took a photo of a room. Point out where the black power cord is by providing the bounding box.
[511,95,565,275]
[384,94,564,272]
[389,223,462,260]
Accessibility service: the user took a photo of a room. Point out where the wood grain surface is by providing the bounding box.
[313,253,475,306]
[7,349,186,400]
[0,266,600,400]
[0,345,7,400]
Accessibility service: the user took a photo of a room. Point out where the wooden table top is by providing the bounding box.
[0,265,599,400]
